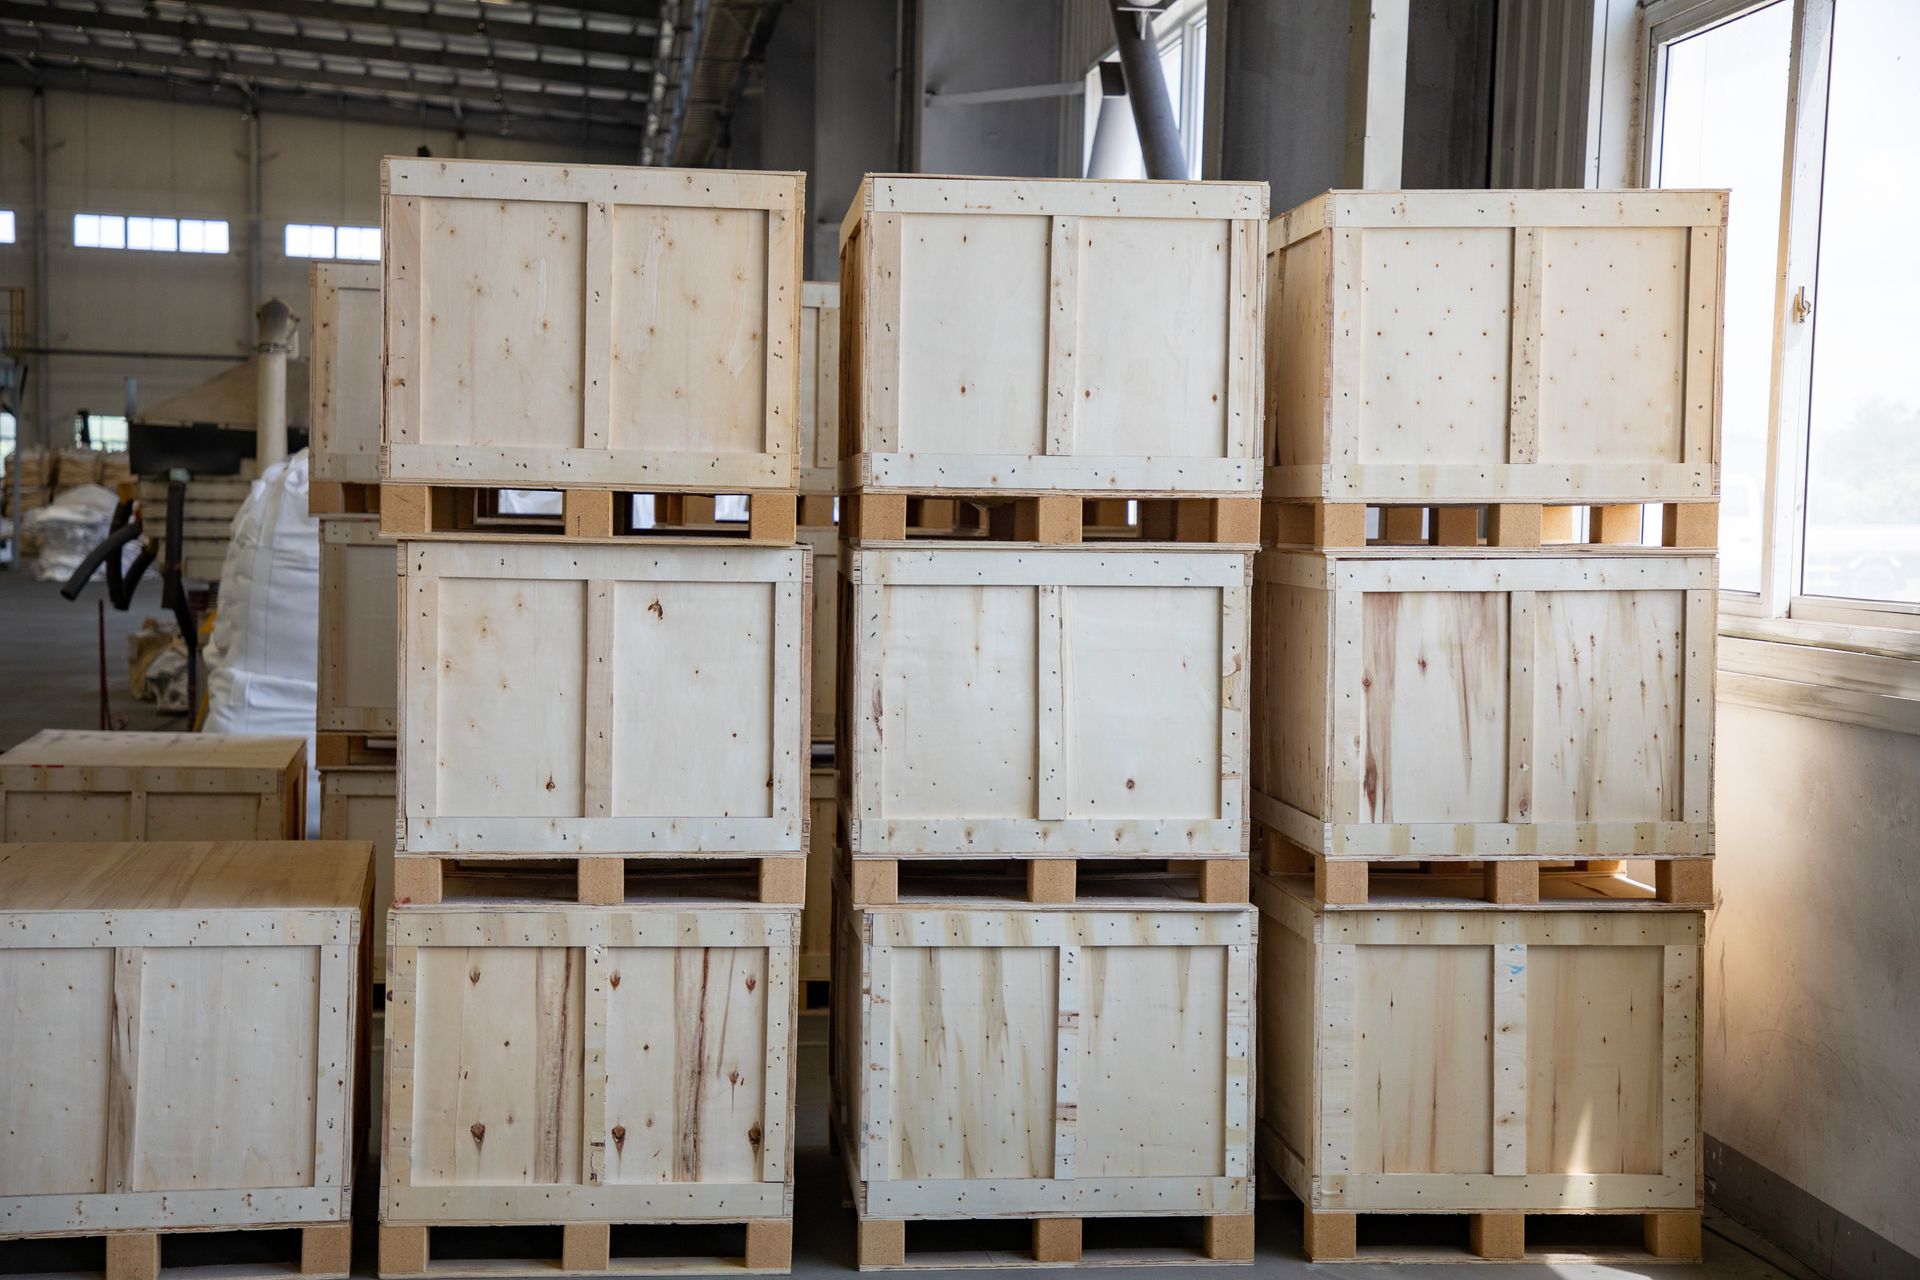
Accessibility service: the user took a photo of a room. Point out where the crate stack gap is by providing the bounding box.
[373,157,806,1278]
[796,279,841,1005]
[1252,188,1725,1263]
[832,173,1268,1270]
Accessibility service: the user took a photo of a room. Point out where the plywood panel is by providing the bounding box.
[146,793,264,840]
[885,946,1055,1181]
[896,214,1049,457]
[3,792,132,841]
[0,948,113,1196]
[309,262,383,484]
[609,205,768,455]
[1352,945,1493,1174]
[1079,945,1226,1177]
[1526,945,1663,1175]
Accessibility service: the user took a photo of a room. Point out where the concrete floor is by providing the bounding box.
[0,568,1823,1279]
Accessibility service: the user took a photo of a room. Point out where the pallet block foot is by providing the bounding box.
[1470,1212,1526,1260]
[1540,505,1578,540]
[759,857,808,904]
[1027,860,1076,904]
[857,1219,906,1269]
[392,857,443,906]
[1203,1212,1255,1261]
[1380,506,1424,542]
[1431,506,1480,546]
[851,859,898,905]
[379,1226,430,1277]
[300,1223,354,1276]
[1314,859,1369,905]
[561,1222,611,1272]
[1301,1208,1357,1262]
[799,493,837,527]
[1489,503,1544,547]
[577,858,626,905]
[1265,501,1365,548]
[1031,1217,1082,1264]
[1483,860,1540,904]
[1591,503,1644,545]
[106,1233,160,1280]
[848,493,908,541]
[1656,858,1714,905]
[1663,503,1718,549]
[1644,1210,1703,1260]
[565,489,618,539]
[749,492,799,543]
[744,1220,793,1271]
[1197,858,1250,903]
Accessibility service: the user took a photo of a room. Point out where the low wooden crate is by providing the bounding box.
[801,526,837,743]
[309,260,382,488]
[382,158,802,492]
[1254,872,1703,1260]
[801,768,834,985]
[137,477,249,582]
[318,515,398,737]
[1251,547,1714,869]
[839,175,1266,497]
[0,730,306,841]
[1266,189,1726,505]
[379,902,798,1271]
[320,766,395,984]
[398,539,808,857]
[798,281,840,498]
[832,886,1255,1253]
[0,840,370,1246]
[840,543,1249,862]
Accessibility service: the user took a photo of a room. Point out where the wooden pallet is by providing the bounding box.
[393,852,807,906]
[315,730,396,768]
[842,852,1251,906]
[0,1223,352,1280]
[1292,1202,1702,1264]
[843,492,1258,545]
[378,484,799,542]
[1258,832,1714,907]
[853,1212,1254,1270]
[377,1220,792,1277]
[1262,498,1717,550]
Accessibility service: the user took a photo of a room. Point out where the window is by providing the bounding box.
[79,414,129,452]
[1649,0,1920,624]
[0,210,14,244]
[1082,0,1209,180]
[287,223,380,261]
[74,213,227,254]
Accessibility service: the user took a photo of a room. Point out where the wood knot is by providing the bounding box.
[611,1124,627,1153]
[469,1122,486,1148]
[747,1125,762,1148]
[609,971,621,989]
[744,974,756,992]
[469,968,481,984]
[647,598,665,619]
[1125,778,1136,790]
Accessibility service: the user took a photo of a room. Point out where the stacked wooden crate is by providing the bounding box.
[0,839,371,1280]
[1253,189,1724,1262]
[832,174,1267,1269]
[309,261,401,982]
[373,158,805,1278]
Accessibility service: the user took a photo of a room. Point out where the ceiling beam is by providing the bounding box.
[8,34,643,123]
[0,2,648,91]
[164,0,659,61]
[0,58,645,149]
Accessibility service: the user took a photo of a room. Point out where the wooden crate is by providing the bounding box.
[0,730,306,841]
[398,539,808,857]
[801,768,833,985]
[1254,873,1702,1260]
[320,766,395,984]
[840,544,1249,861]
[382,158,803,492]
[839,175,1266,497]
[1251,547,1715,869]
[0,840,370,1245]
[318,515,398,736]
[1265,189,1727,505]
[379,902,798,1267]
[798,281,840,499]
[309,260,383,488]
[801,526,837,743]
[832,888,1255,1246]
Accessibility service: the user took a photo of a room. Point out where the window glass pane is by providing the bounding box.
[0,209,15,243]
[153,218,178,251]
[128,216,154,250]
[1159,35,1183,128]
[339,225,381,260]
[73,213,99,247]
[285,223,310,257]
[1655,0,1791,593]
[205,220,229,254]
[1802,0,1920,604]
[313,225,336,259]
[98,216,125,249]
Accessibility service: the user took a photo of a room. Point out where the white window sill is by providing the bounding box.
[1717,613,1920,736]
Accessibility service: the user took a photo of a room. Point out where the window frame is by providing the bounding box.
[1081,0,1209,180]
[1642,0,1920,730]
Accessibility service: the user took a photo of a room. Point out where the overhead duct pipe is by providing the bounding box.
[1107,0,1185,179]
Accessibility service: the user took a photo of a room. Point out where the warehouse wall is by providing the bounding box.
[1709,703,1920,1276]
[0,87,628,450]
